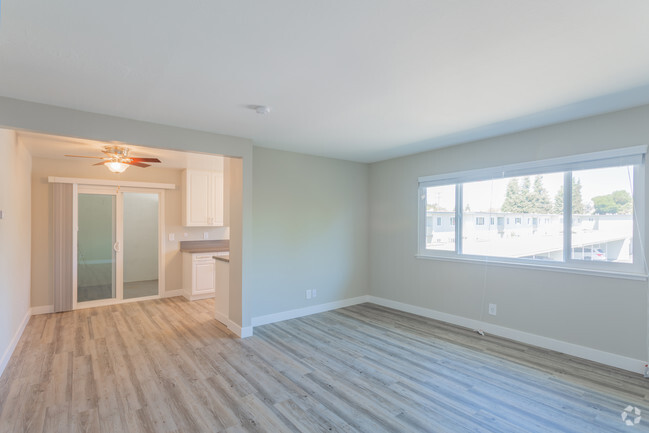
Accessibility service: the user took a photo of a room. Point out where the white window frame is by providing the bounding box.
[417,146,647,280]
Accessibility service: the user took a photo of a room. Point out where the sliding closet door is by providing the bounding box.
[52,183,74,312]
[122,192,159,299]
[77,192,117,303]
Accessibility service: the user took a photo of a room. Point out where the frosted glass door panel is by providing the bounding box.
[123,192,159,299]
[77,193,116,302]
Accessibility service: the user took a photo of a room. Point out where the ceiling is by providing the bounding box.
[2,1,649,163]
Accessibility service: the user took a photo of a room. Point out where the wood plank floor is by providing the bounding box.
[1,298,648,432]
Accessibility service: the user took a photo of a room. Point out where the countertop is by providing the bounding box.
[180,239,229,253]
[212,255,230,263]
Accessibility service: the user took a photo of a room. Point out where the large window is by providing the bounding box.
[418,147,646,277]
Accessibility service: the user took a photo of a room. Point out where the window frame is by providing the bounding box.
[417,146,647,279]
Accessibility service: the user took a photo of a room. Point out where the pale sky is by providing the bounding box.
[427,166,633,212]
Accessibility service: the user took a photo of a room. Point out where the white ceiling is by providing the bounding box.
[2,1,649,163]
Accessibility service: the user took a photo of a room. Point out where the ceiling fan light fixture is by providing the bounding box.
[105,161,129,173]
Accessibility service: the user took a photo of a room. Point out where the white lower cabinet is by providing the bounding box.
[183,252,221,301]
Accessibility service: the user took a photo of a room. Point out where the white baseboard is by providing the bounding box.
[0,307,32,378]
[214,311,253,338]
[366,296,645,374]
[31,305,54,315]
[163,290,184,298]
[182,292,215,301]
[240,326,253,338]
[251,295,371,328]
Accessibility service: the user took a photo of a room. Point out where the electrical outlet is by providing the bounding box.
[488,303,497,316]
[312,289,317,298]
[306,290,312,300]
[203,232,209,239]
[168,233,175,241]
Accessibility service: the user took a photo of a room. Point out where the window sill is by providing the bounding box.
[415,254,648,281]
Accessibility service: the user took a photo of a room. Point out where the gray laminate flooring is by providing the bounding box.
[0,298,647,432]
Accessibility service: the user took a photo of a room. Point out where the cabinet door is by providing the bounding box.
[186,170,211,226]
[209,172,224,226]
[194,261,215,293]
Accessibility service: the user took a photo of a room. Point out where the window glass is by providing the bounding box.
[418,147,645,275]
[425,185,455,251]
[571,166,633,263]
[462,173,564,260]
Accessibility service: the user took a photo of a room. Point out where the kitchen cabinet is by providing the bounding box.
[183,251,227,301]
[182,169,224,226]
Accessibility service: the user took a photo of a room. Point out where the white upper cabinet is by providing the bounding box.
[182,169,224,226]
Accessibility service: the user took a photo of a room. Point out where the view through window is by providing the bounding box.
[460,172,564,260]
[570,166,633,263]
[425,184,455,251]
[420,153,641,273]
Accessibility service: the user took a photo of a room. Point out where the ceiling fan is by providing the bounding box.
[65,145,161,173]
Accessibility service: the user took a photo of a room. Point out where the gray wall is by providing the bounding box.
[369,104,649,361]
[0,129,32,374]
[251,146,369,318]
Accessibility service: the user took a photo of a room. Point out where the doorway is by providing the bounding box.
[74,186,164,309]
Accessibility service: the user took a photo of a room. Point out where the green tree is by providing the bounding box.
[553,185,563,214]
[502,176,552,213]
[501,178,522,213]
[572,178,584,214]
[592,195,617,214]
[612,190,633,214]
[553,179,587,214]
[520,177,533,213]
[593,190,632,214]
[531,176,552,213]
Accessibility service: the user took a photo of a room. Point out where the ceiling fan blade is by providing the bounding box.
[65,154,107,159]
[127,162,151,168]
[130,157,161,163]
[92,161,107,166]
